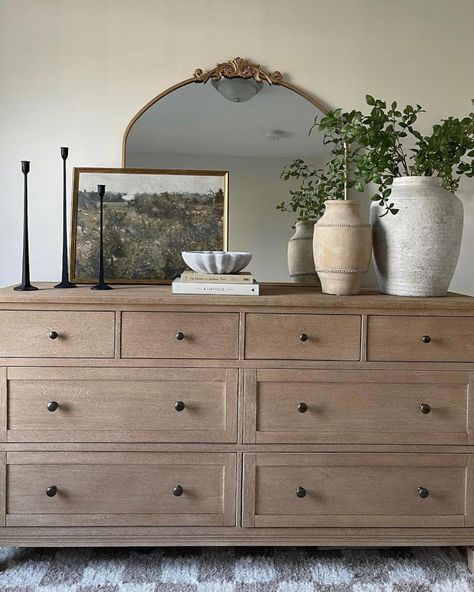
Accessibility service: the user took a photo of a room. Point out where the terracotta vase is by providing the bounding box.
[370,176,464,297]
[313,200,372,295]
[287,220,320,285]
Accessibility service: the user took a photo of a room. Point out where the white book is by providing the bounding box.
[172,278,259,295]
[181,270,254,284]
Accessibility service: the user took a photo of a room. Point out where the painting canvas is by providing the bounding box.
[70,168,228,283]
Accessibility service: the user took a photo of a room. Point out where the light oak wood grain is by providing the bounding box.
[368,315,474,362]
[121,312,239,359]
[6,367,237,443]
[244,369,470,445]
[3,527,474,547]
[0,283,473,312]
[244,453,467,528]
[468,546,474,573]
[0,453,5,527]
[0,284,472,551]
[0,368,6,442]
[7,452,236,527]
[0,311,115,358]
[245,314,361,360]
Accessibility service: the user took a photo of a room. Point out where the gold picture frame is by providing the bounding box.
[70,167,229,284]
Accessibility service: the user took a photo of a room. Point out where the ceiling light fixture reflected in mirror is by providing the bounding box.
[211,77,263,103]
[265,129,292,141]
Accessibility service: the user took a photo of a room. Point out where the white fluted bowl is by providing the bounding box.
[182,251,253,274]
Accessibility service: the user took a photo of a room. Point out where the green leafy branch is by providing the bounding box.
[354,96,474,215]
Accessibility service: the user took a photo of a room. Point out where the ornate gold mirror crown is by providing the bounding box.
[193,57,283,85]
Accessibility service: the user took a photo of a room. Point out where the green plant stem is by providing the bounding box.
[344,142,348,199]
[392,112,409,176]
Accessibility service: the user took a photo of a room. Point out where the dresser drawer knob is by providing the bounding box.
[421,335,432,344]
[297,402,308,413]
[299,333,309,342]
[417,487,429,499]
[47,401,59,412]
[46,485,57,497]
[175,331,185,341]
[174,401,186,412]
[419,403,431,415]
[296,486,307,498]
[173,485,184,497]
[48,330,59,340]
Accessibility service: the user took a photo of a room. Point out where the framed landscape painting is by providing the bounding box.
[70,168,228,283]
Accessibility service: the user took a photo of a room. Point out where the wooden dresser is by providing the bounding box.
[1,283,474,559]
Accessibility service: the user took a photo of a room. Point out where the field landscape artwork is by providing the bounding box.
[71,168,228,283]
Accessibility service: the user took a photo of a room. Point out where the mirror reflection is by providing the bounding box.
[124,72,328,282]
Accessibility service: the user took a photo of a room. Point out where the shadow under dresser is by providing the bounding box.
[1,283,474,565]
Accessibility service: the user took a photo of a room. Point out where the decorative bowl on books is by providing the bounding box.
[181,251,253,274]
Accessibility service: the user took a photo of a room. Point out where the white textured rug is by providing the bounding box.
[0,546,472,591]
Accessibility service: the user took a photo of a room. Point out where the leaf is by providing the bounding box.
[366,94,376,106]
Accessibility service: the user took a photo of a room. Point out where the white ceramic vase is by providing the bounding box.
[313,200,372,295]
[288,220,320,285]
[370,176,464,297]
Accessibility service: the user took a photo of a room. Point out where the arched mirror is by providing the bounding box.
[123,58,329,282]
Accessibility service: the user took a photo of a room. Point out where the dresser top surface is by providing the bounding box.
[0,283,472,311]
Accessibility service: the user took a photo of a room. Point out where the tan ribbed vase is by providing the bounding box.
[313,200,372,295]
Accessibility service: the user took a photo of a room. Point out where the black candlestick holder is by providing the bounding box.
[14,161,38,291]
[54,147,76,288]
[91,184,112,290]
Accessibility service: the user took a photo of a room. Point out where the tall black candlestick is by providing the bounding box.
[91,184,112,290]
[14,161,38,291]
[54,147,76,288]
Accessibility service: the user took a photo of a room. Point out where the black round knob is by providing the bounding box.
[421,335,432,344]
[419,403,431,415]
[299,333,309,342]
[176,332,185,341]
[173,485,184,497]
[48,330,59,340]
[297,402,308,413]
[174,401,185,412]
[418,487,429,499]
[47,401,59,412]
[46,485,57,497]
[296,486,307,498]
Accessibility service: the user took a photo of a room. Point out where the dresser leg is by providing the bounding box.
[467,547,474,574]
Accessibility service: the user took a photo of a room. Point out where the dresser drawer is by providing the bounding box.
[6,367,237,443]
[121,312,239,359]
[6,452,236,527]
[245,314,361,360]
[367,315,474,362]
[0,311,115,358]
[243,453,467,528]
[244,369,470,445]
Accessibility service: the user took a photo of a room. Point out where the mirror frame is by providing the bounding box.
[121,57,329,166]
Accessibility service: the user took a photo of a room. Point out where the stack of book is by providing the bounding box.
[172,271,259,295]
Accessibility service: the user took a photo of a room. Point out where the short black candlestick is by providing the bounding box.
[54,146,76,288]
[14,161,38,291]
[91,184,112,290]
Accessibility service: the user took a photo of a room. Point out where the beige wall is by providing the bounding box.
[1,0,473,293]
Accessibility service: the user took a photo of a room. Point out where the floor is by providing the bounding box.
[0,546,472,591]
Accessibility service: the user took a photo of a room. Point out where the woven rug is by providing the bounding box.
[0,546,472,591]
